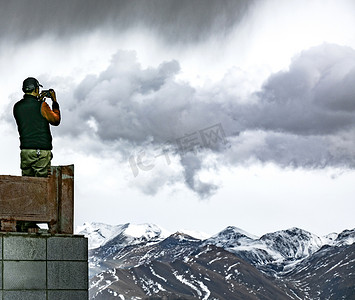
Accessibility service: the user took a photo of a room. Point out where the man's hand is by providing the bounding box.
[39,89,57,102]
[49,89,57,102]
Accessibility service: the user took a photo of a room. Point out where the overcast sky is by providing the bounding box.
[1,0,355,237]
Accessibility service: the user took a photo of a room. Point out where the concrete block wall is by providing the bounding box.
[0,233,88,300]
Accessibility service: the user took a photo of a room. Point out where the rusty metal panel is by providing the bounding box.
[0,165,74,234]
[0,176,55,222]
[53,165,74,234]
[1,220,16,232]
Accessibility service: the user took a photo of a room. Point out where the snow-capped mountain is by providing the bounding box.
[333,228,355,246]
[76,222,170,250]
[203,226,355,277]
[259,227,323,259]
[204,226,328,276]
[76,222,127,249]
[90,244,292,300]
[78,223,355,299]
[205,226,258,247]
[87,230,203,277]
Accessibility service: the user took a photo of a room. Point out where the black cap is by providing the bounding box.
[22,77,43,93]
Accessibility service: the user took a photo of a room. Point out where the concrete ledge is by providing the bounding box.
[1,233,88,299]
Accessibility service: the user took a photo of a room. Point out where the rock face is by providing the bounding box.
[77,223,355,300]
[282,243,355,300]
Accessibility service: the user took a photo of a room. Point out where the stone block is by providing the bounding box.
[47,236,88,261]
[0,262,2,289]
[3,235,46,260]
[0,234,2,258]
[3,290,46,300]
[48,290,89,300]
[48,261,88,290]
[1,234,88,297]
[3,261,46,290]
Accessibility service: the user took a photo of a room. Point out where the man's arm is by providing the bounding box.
[41,90,61,125]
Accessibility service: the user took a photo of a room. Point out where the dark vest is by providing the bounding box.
[13,95,53,150]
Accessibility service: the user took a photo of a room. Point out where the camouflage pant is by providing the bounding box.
[20,149,52,177]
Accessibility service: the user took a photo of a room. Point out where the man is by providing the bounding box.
[13,77,61,177]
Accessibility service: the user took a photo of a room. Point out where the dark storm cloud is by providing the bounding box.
[225,130,355,170]
[180,153,218,199]
[223,43,355,169]
[52,43,355,197]
[65,50,188,142]
[0,0,254,45]
[250,44,355,136]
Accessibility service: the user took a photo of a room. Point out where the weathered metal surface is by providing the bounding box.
[0,165,74,234]
[53,165,74,234]
[0,176,53,221]
[0,220,16,232]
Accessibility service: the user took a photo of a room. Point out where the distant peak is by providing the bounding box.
[218,226,258,240]
[261,227,314,240]
[168,231,201,242]
[286,227,311,233]
[124,223,169,239]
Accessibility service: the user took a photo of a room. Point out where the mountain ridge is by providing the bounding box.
[76,223,355,299]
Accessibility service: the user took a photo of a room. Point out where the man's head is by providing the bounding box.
[22,77,43,95]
